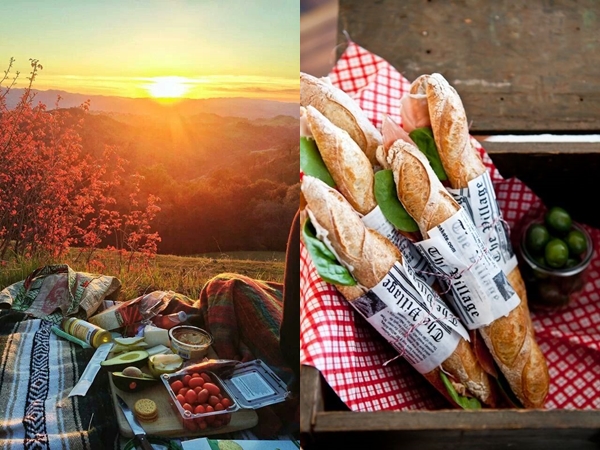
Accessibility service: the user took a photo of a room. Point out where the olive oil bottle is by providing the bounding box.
[61,317,112,348]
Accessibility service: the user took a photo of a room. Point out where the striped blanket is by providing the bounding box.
[0,311,119,449]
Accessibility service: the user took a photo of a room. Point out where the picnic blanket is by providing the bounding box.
[197,274,298,438]
[299,41,600,412]
[0,265,121,324]
[0,311,119,449]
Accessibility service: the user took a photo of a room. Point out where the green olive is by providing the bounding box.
[565,229,587,256]
[544,238,569,268]
[525,224,551,254]
[545,207,572,234]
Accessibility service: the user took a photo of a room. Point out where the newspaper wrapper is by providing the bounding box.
[362,206,438,286]
[416,208,520,330]
[447,171,518,274]
[350,260,468,374]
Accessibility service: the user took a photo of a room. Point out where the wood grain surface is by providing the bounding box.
[108,347,258,438]
[337,0,600,132]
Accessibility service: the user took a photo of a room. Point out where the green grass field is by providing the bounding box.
[0,250,286,302]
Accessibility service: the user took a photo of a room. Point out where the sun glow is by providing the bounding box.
[146,76,190,98]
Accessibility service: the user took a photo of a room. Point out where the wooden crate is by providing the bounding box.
[301,1,600,448]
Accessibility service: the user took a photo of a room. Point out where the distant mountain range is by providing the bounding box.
[2,88,299,120]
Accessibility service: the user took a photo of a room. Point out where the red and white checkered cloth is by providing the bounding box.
[300,41,600,411]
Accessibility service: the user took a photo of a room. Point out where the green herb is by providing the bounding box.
[302,219,356,286]
[409,127,448,181]
[374,170,419,232]
[300,137,335,187]
[495,369,524,408]
[439,371,482,409]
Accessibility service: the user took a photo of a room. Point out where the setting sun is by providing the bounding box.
[146,76,190,98]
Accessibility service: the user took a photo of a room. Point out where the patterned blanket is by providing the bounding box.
[0,311,119,450]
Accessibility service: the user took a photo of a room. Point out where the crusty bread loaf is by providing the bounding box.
[423,73,530,308]
[305,105,377,215]
[423,73,487,189]
[383,140,460,239]
[301,72,382,167]
[301,175,497,407]
[383,138,548,408]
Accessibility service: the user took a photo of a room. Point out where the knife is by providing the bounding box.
[115,394,154,450]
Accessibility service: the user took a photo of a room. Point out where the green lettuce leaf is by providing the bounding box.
[439,371,482,410]
[302,219,356,286]
[300,137,335,187]
[374,170,419,232]
[409,127,448,181]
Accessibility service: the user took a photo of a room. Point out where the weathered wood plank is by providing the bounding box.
[305,428,600,450]
[312,409,600,432]
[338,0,600,132]
[482,141,600,155]
[300,364,325,435]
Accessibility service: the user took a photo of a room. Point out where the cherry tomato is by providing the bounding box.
[185,389,198,405]
[208,395,219,407]
[188,377,205,389]
[176,394,186,406]
[183,403,193,412]
[205,405,214,413]
[197,388,209,404]
[200,373,212,383]
[191,372,201,378]
[194,386,203,394]
[183,374,192,386]
[170,380,183,393]
[178,387,189,397]
[221,397,232,408]
[183,420,198,431]
[194,404,205,414]
[214,402,224,411]
[203,383,220,396]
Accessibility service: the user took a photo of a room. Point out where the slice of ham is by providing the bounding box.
[400,74,431,133]
[381,115,416,150]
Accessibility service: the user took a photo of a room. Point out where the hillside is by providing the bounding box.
[56,108,300,255]
[3,88,299,120]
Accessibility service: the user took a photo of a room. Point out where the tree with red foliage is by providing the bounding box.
[0,58,161,267]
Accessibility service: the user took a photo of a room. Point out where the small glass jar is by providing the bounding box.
[519,221,594,311]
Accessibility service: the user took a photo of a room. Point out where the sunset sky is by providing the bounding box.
[0,0,299,102]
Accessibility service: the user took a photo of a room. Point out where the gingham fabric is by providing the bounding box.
[300,41,600,411]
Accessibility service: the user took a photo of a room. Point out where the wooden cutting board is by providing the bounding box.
[108,347,258,438]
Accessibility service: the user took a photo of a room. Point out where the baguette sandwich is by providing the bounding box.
[380,140,549,408]
[300,72,382,167]
[301,174,497,408]
[402,74,530,310]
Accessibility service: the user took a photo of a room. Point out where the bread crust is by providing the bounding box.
[421,73,548,408]
[301,72,382,167]
[383,140,460,239]
[305,105,377,215]
[301,175,496,407]
[424,73,486,189]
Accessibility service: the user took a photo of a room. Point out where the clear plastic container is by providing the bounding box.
[519,221,594,310]
[161,359,289,431]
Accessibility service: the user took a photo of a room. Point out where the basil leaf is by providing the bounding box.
[374,170,419,232]
[302,218,356,286]
[495,368,524,408]
[300,137,335,187]
[439,371,482,410]
[409,127,448,181]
